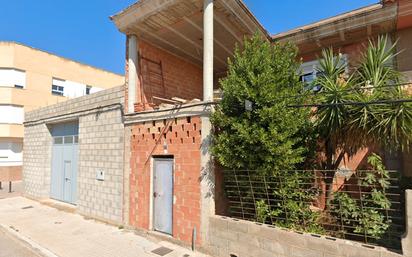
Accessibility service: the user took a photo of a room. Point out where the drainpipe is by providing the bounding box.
[128,34,138,114]
[200,0,215,247]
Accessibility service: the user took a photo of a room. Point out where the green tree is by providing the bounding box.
[314,35,412,206]
[211,35,312,173]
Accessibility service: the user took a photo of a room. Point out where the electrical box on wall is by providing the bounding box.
[96,170,105,181]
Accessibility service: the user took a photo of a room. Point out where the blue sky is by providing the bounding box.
[0,0,377,74]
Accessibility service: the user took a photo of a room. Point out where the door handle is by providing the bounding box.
[65,178,70,181]
[153,192,158,198]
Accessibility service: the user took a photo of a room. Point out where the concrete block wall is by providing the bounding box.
[403,190,412,256]
[24,86,125,224]
[207,215,403,257]
[77,108,124,223]
[23,123,52,199]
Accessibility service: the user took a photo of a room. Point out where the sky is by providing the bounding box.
[0,0,378,75]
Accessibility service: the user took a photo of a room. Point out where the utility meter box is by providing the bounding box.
[96,170,105,181]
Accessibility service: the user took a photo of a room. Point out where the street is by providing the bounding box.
[0,229,41,257]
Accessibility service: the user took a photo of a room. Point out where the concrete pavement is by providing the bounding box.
[0,197,211,257]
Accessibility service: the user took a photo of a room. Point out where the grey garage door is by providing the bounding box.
[50,122,79,205]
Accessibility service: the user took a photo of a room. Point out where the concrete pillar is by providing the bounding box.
[203,0,214,102]
[128,35,138,114]
[403,190,412,255]
[200,0,215,247]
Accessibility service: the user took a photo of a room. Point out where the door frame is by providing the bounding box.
[149,156,174,235]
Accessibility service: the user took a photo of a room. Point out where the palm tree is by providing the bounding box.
[313,35,412,207]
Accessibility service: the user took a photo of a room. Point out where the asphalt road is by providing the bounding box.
[0,230,41,257]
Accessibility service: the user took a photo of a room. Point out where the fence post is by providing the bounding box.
[403,190,412,255]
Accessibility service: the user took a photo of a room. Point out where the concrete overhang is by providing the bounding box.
[272,3,398,53]
[110,0,270,72]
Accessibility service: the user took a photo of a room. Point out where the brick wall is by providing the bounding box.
[129,115,202,245]
[208,216,403,257]
[0,166,22,181]
[300,40,367,68]
[24,86,125,224]
[125,40,202,112]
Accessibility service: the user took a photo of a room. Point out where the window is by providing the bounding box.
[64,136,73,144]
[52,78,65,96]
[0,68,26,88]
[86,86,92,95]
[53,137,63,144]
[300,55,348,92]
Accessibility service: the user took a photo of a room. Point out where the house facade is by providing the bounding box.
[0,42,124,184]
[22,0,412,256]
[273,0,412,177]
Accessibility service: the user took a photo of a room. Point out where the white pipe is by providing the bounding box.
[203,0,214,102]
[128,35,138,113]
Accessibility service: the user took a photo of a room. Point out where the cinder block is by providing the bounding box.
[339,243,381,257]
[228,219,249,233]
[290,246,321,257]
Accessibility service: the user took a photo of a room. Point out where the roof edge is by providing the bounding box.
[272,3,384,40]
[0,41,125,77]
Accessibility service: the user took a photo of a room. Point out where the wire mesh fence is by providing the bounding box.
[222,169,404,250]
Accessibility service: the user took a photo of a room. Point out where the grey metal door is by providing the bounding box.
[50,122,79,205]
[153,158,174,235]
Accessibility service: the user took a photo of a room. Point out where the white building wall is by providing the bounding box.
[0,105,24,124]
[0,68,26,88]
[0,140,23,166]
[53,78,104,98]
[64,80,86,98]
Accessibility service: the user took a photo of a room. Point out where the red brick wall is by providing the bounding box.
[300,40,367,67]
[133,41,202,111]
[0,166,22,181]
[129,116,202,245]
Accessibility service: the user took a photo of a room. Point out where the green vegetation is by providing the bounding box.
[331,154,391,238]
[213,35,410,241]
[211,34,313,173]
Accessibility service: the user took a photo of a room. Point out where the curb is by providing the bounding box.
[0,224,60,257]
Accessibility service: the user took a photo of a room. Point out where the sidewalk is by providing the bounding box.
[0,197,211,257]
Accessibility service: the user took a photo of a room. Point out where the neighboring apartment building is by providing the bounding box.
[273,0,412,177]
[0,41,124,182]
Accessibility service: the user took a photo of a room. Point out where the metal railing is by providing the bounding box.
[222,169,404,250]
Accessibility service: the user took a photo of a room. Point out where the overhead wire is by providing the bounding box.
[273,82,412,108]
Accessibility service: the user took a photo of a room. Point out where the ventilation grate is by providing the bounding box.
[151,247,173,256]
